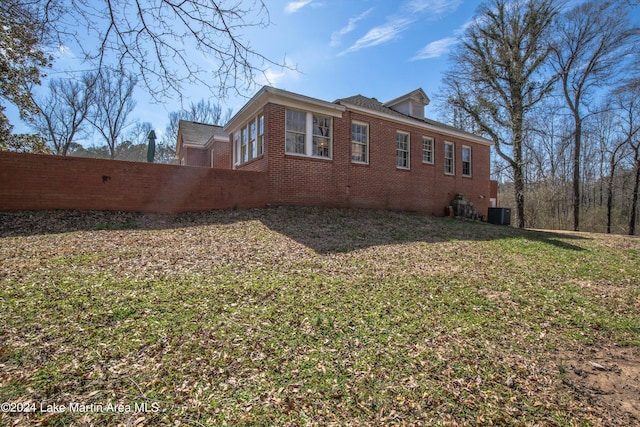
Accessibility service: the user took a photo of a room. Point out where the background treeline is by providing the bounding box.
[495,96,640,234]
[438,0,640,235]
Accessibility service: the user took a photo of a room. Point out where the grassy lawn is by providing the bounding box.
[1,207,638,426]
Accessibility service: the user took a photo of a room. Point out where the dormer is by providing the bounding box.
[383,88,430,119]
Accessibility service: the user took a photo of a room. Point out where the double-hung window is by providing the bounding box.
[462,145,472,177]
[249,121,257,159]
[285,109,306,155]
[396,131,410,169]
[240,127,248,163]
[444,141,455,175]
[313,115,331,157]
[257,115,264,157]
[235,114,265,166]
[422,136,434,164]
[285,109,332,159]
[351,122,368,163]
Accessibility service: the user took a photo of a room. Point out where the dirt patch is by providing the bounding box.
[559,344,640,425]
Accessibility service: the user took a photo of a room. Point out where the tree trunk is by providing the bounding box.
[513,105,526,229]
[573,118,582,231]
[629,157,640,236]
[514,165,526,228]
[606,160,616,234]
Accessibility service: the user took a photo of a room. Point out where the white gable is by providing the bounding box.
[383,88,430,119]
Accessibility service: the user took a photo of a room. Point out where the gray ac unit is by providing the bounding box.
[488,208,511,225]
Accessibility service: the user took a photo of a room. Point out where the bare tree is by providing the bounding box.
[550,0,639,231]
[31,75,95,155]
[88,70,137,159]
[160,99,233,162]
[442,0,560,228]
[116,122,154,162]
[611,83,640,235]
[34,0,288,100]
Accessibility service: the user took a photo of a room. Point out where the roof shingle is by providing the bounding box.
[179,120,227,147]
[334,95,486,142]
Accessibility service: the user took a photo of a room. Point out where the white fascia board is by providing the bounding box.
[182,135,225,150]
[225,86,345,134]
[342,102,493,147]
[266,87,345,117]
[384,88,430,107]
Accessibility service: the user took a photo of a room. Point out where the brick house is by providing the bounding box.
[177,86,495,217]
[176,120,229,168]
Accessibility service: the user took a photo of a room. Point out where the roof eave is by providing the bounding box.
[383,88,430,108]
[340,102,493,146]
[225,86,346,134]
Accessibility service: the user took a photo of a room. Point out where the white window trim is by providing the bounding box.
[396,131,410,170]
[233,135,240,167]
[235,114,265,166]
[422,136,434,164]
[351,121,369,164]
[462,145,472,177]
[257,115,264,157]
[444,141,455,175]
[285,109,333,160]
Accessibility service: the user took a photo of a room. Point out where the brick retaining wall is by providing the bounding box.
[0,152,268,213]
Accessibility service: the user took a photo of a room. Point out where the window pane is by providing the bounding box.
[241,127,248,163]
[397,150,408,168]
[462,147,470,162]
[352,123,366,143]
[444,142,454,174]
[313,115,331,136]
[312,115,331,158]
[313,136,331,157]
[257,115,264,156]
[423,137,433,163]
[286,110,306,154]
[352,143,365,162]
[249,121,256,159]
[462,146,471,176]
[286,133,305,154]
[352,123,368,163]
[286,110,306,133]
[396,132,409,168]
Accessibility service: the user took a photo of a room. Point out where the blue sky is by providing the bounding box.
[6,0,485,140]
[11,0,638,145]
[229,0,484,117]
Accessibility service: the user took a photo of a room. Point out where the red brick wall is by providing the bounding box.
[262,104,492,217]
[213,140,231,169]
[0,152,268,213]
[184,147,210,167]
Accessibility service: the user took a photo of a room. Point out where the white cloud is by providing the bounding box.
[56,44,75,58]
[406,0,462,15]
[256,60,300,87]
[285,0,315,14]
[339,0,463,56]
[410,37,458,61]
[339,17,413,55]
[330,8,373,47]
